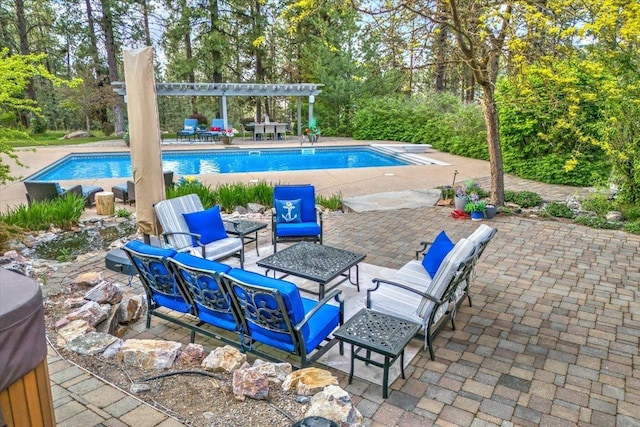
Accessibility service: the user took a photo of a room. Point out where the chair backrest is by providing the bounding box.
[154,194,205,250]
[211,118,225,131]
[24,181,61,204]
[183,118,199,130]
[264,124,276,133]
[122,240,192,313]
[416,238,477,318]
[221,268,307,354]
[273,185,317,222]
[275,124,286,134]
[167,253,236,330]
[467,224,497,260]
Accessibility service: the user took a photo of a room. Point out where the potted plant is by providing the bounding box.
[484,204,498,219]
[454,185,470,210]
[218,128,237,144]
[463,193,486,221]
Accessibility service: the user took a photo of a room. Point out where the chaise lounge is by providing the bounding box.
[24,181,103,208]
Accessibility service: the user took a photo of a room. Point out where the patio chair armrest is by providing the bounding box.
[294,289,344,332]
[161,230,202,245]
[63,185,83,198]
[415,240,434,260]
[367,278,439,308]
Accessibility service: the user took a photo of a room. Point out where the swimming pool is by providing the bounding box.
[27,146,413,181]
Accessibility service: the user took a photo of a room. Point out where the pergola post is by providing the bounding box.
[297,97,302,137]
[221,95,228,129]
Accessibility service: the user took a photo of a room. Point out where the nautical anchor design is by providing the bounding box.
[280,200,298,222]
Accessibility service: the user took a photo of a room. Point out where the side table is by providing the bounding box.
[334,308,421,398]
[224,220,268,255]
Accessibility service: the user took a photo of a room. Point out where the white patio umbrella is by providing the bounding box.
[123,47,165,242]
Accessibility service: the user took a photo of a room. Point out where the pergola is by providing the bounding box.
[112,82,323,135]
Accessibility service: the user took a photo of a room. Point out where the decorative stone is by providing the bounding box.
[120,339,182,369]
[606,211,623,222]
[306,385,363,426]
[130,383,151,394]
[57,319,94,346]
[67,332,120,355]
[282,368,339,396]
[232,367,269,401]
[55,317,70,329]
[103,338,124,359]
[247,203,266,214]
[234,206,248,215]
[201,345,246,373]
[64,297,88,309]
[176,343,206,366]
[251,359,292,383]
[71,272,102,288]
[84,281,124,304]
[296,396,311,404]
[117,294,146,323]
[95,306,121,335]
[66,301,110,327]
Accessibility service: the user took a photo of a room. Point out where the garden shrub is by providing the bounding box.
[504,190,543,208]
[101,122,115,136]
[0,194,84,231]
[574,216,622,230]
[623,220,640,235]
[545,202,574,218]
[580,192,614,217]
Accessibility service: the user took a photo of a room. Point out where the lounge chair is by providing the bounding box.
[153,194,244,267]
[177,118,199,141]
[272,184,323,252]
[24,181,103,208]
[367,237,479,360]
[112,171,175,205]
[219,268,344,367]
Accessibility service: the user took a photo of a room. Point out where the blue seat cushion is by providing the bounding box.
[275,198,302,223]
[421,231,455,278]
[81,186,102,197]
[275,222,321,238]
[182,205,228,246]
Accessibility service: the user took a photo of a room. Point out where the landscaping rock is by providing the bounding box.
[282,367,338,396]
[56,319,94,346]
[84,281,124,304]
[306,385,363,427]
[116,294,146,323]
[232,367,269,401]
[120,339,182,369]
[67,331,120,356]
[72,272,103,288]
[176,343,206,366]
[201,345,246,373]
[66,301,110,327]
[606,211,623,222]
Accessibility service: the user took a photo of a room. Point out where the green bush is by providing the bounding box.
[620,204,640,221]
[317,192,343,211]
[623,220,640,234]
[101,122,115,136]
[115,208,131,218]
[581,192,614,217]
[544,202,574,218]
[504,190,543,208]
[0,194,85,231]
[574,216,622,229]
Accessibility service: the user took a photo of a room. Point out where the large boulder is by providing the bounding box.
[282,367,338,396]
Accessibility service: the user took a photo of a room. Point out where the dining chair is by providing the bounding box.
[275,124,287,140]
[253,124,265,141]
[264,124,276,141]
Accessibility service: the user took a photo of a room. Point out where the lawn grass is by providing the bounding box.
[6,131,121,148]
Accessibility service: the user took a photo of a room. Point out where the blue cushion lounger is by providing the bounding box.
[220,268,344,367]
[272,184,323,252]
[123,240,198,341]
[167,253,243,346]
[177,118,199,141]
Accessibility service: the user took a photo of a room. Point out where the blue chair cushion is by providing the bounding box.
[275,198,302,223]
[124,241,190,313]
[171,253,236,331]
[81,186,102,197]
[182,205,228,246]
[275,222,321,238]
[54,183,64,195]
[421,231,455,279]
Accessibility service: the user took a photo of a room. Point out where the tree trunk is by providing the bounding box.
[100,0,124,134]
[85,0,108,126]
[140,0,152,47]
[434,1,448,93]
[464,66,475,102]
[480,83,504,205]
[15,0,36,127]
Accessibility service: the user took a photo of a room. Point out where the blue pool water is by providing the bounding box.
[28,146,410,181]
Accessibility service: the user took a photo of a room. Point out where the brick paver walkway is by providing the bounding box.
[44,196,639,426]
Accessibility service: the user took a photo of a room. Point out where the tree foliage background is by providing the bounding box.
[0,0,638,201]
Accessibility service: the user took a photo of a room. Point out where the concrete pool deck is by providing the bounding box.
[0,137,493,214]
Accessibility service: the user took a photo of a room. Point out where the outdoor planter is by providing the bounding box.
[470,211,484,221]
[484,204,497,219]
[454,195,469,211]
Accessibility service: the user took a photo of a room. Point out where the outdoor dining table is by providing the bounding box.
[244,122,289,141]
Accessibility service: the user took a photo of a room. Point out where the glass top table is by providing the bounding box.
[256,241,366,299]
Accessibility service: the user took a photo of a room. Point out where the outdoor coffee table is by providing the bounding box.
[256,241,365,299]
[334,308,421,398]
[224,220,268,255]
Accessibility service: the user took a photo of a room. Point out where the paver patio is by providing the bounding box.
[44,197,640,426]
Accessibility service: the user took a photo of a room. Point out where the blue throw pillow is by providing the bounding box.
[422,231,455,279]
[275,198,302,223]
[182,205,228,246]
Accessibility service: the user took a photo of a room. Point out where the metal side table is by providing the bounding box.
[224,220,268,255]
[334,308,421,398]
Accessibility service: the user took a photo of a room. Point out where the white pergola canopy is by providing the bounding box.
[112,82,323,134]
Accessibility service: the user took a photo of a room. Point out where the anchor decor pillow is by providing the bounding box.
[275,199,302,223]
